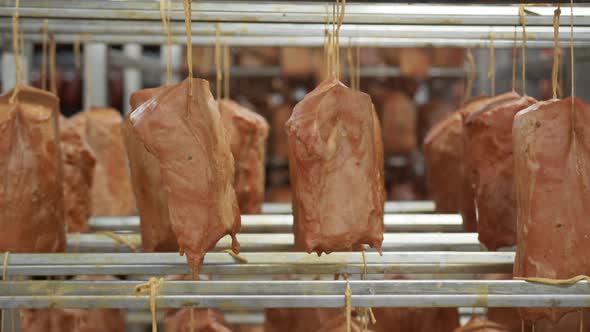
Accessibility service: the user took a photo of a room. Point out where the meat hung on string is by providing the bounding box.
[513,4,590,326]
[286,0,385,255]
[124,0,240,274]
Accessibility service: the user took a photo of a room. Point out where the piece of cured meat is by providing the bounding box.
[463,93,536,250]
[164,308,231,332]
[265,308,339,332]
[286,78,385,254]
[126,86,178,252]
[60,115,96,233]
[513,97,590,323]
[454,316,510,332]
[84,107,135,216]
[381,91,417,155]
[0,86,65,252]
[127,78,241,273]
[219,99,269,214]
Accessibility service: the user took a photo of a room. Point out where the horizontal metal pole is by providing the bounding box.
[262,201,434,214]
[1,280,589,309]
[1,252,514,276]
[66,232,484,253]
[89,214,463,233]
[5,34,588,48]
[0,2,588,25]
[5,20,590,41]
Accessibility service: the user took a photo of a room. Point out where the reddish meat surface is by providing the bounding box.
[219,99,269,214]
[0,86,66,253]
[60,115,96,233]
[454,316,509,332]
[458,93,519,235]
[463,93,536,250]
[164,308,231,332]
[126,86,178,252]
[127,78,241,273]
[265,308,339,332]
[418,100,455,144]
[84,107,135,216]
[286,78,385,254]
[423,113,464,214]
[316,313,369,332]
[21,308,126,332]
[513,97,590,323]
[381,91,417,155]
[271,103,293,161]
[372,307,459,332]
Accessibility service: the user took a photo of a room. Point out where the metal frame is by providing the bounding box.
[0,2,588,26]
[1,279,588,309]
[66,232,485,253]
[89,213,463,233]
[0,251,514,276]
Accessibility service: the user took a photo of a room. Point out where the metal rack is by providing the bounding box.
[2,2,589,330]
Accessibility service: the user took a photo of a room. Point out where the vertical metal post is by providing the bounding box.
[84,42,108,109]
[123,44,142,115]
[161,44,182,84]
[1,43,32,93]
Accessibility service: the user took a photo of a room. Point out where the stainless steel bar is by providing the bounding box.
[6,20,590,41]
[262,201,435,214]
[0,2,588,26]
[1,280,589,309]
[2,252,514,276]
[65,233,482,253]
[6,34,590,48]
[89,214,463,233]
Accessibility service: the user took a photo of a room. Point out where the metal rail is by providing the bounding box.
[5,20,590,41]
[4,34,588,48]
[66,232,485,253]
[1,252,514,276]
[1,279,588,309]
[262,201,435,214]
[89,214,463,233]
[0,2,587,25]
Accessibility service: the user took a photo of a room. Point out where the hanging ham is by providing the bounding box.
[513,97,590,323]
[219,99,269,214]
[286,78,385,254]
[463,93,536,250]
[126,78,241,273]
[126,86,178,252]
[381,91,417,155]
[0,86,66,253]
[60,114,96,233]
[84,107,135,216]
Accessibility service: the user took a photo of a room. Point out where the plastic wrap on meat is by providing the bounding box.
[60,115,96,233]
[219,100,269,214]
[84,107,135,216]
[513,97,590,323]
[127,78,241,273]
[126,86,178,252]
[0,86,65,252]
[286,78,385,254]
[463,93,536,250]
